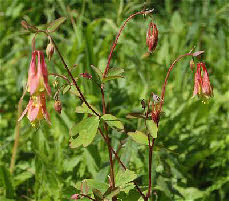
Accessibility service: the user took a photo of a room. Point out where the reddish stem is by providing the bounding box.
[103,9,154,77]
[159,53,193,111]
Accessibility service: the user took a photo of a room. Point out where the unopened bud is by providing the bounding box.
[46,41,55,61]
[190,59,195,71]
[54,100,62,114]
[146,21,158,53]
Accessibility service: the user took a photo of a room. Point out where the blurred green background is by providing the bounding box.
[0,0,228,200]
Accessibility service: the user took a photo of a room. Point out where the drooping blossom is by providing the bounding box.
[193,62,213,100]
[19,51,51,125]
[18,92,51,125]
[27,51,51,96]
[146,21,158,53]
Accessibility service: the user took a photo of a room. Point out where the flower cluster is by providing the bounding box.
[193,62,213,102]
[19,51,51,126]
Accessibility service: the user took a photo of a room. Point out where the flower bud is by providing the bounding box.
[54,100,62,114]
[146,21,158,53]
[46,41,54,61]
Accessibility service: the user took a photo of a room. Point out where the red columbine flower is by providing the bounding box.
[19,51,52,125]
[28,51,51,96]
[193,62,213,100]
[146,21,158,53]
[19,92,51,126]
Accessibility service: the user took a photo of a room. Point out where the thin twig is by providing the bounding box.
[50,36,101,117]
[103,9,154,77]
[159,53,193,111]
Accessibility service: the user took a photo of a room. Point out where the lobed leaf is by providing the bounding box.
[70,116,100,148]
[127,130,148,145]
[101,114,124,130]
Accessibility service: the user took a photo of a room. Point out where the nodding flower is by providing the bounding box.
[19,51,51,125]
[18,92,51,126]
[146,21,158,53]
[193,62,213,101]
[27,51,51,96]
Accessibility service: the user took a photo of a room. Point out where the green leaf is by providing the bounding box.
[47,17,67,32]
[104,187,120,199]
[75,179,109,194]
[0,165,14,198]
[70,116,100,148]
[90,65,103,80]
[115,169,137,189]
[75,102,100,115]
[146,120,158,138]
[107,67,124,77]
[14,171,33,187]
[101,114,124,130]
[175,185,204,200]
[102,75,124,83]
[127,130,148,145]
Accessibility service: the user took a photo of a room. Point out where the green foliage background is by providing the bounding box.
[0,0,228,200]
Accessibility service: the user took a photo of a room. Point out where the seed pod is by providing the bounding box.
[46,42,55,61]
[54,100,62,114]
[146,21,158,53]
